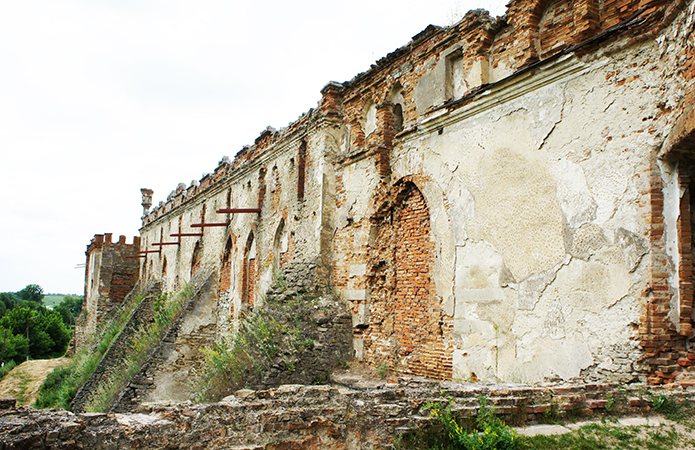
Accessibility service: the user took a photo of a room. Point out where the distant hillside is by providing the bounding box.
[43,294,82,309]
[43,295,63,309]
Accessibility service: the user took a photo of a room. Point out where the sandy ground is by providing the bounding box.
[0,358,69,406]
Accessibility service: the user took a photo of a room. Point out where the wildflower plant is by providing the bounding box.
[427,397,517,450]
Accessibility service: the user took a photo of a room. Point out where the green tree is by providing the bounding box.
[0,327,28,365]
[55,295,83,328]
[39,311,70,357]
[0,307,70,361]
[0,292,20,312]
[18,284,44,303]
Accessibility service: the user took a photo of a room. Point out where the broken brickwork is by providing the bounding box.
[83,0,695,401]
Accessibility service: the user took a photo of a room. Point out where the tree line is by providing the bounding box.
[0,284,82,365]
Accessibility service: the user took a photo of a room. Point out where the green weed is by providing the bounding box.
[83,286,190,412]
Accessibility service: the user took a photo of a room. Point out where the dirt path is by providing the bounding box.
[0,358,69,406]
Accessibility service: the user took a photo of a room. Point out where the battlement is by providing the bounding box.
[88,233,141,251]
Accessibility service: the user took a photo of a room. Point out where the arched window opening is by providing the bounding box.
[388,84,406,133]
[393,103,404,133]
[241,233,256,312]
[191,241,203,278]
[256,167,267,211]
[297,141,307,201]
[365,181,451,380]
[273,219,288,271]
[220,237,233,295]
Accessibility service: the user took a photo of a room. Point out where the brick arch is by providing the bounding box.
[647,115,695,384]
[365,179,453,380]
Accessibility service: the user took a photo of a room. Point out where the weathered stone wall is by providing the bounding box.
[82,0,695,392]
[3,380,694,449]
[330,0,695,385]
[257,263,354,389]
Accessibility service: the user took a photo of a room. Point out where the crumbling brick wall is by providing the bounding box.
[4,381,694,449]
[74,233,140,351]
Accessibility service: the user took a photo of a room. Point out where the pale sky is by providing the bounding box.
[0,1,507,295]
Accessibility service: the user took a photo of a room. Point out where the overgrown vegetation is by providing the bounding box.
[517,420,694,450]
[34,292,144,410]
[195,279,343,402]
[82,286,191,412]
[396,397,517,450]
[396,393,695,450]
[195,310,286,401]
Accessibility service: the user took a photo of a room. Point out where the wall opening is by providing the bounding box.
[258,167,267,209]
[273,219,287,271]
[446,49,465,100]
[393,104,404,133]
[297,141,307,201]
[220,237,233,295]
[191,241,202,278]
[242,232,257,313]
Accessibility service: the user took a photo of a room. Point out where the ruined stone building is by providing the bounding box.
[80,0,695,397]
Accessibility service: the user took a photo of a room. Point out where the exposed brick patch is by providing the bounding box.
[643,152,695,385]
[297,141,307,201]
[190,241,202,277]
[242,234,257,310]
[365,181,452,380]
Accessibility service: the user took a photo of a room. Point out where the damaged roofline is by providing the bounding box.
[429,7,650,116]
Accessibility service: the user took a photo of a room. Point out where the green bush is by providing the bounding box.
[196,311,285,401]
[427,397,518,450]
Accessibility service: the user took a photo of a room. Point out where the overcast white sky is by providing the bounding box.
[0,0,507,296]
